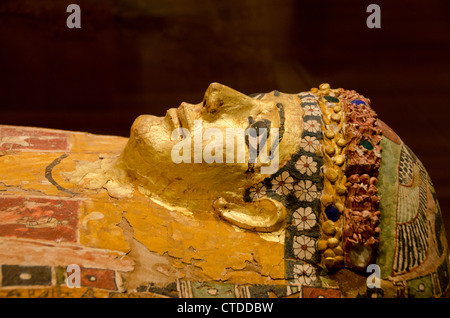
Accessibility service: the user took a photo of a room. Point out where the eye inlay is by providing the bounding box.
[245,117,271,173]
[245,102,285,173]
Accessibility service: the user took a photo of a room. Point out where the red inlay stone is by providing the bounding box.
[0,197,79,242]
[79,267,117,290]
[0,126,69,151]
[302,286,341,298]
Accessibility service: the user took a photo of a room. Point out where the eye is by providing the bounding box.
[246,119,272,138]
[245,118,272,149]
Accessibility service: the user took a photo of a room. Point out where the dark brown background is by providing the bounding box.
[1,0,450,245]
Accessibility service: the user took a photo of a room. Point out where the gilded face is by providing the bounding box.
[119,83,304,216]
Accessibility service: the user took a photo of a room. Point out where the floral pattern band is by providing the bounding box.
[244,90,325,286]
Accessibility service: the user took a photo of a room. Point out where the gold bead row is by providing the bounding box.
[311,83,348,270]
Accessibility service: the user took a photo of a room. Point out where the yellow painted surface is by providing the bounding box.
[0,152,68,197]
[121,192,285,283]
[0,125,286,294]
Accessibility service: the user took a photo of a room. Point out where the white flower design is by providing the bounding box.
[248,182,266,200]
[293,263,317,286]
[295,155,318,176]
[303,104,321,116]
[293,207,317,231]
[304,120,321,133]
[302,97,317,104]
[299,136,320,153]
[293,235,316,260]
[271,171,294,196]
[294,180,319,201]
[298,93,317,102]
[298,92,314,98]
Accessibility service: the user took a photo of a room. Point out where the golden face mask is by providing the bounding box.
[117,82,306,231]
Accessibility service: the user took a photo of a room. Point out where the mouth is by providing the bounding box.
[164,107,189,141]
[165,108,183,130]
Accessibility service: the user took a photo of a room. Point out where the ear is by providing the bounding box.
[213,196,286,232]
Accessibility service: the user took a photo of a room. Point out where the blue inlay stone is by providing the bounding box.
[325,205,340,222]
[324,96,339,103]
[351,100,366,106]
[360,139,374,150]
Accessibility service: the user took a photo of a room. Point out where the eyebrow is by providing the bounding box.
[245,102,285,173]
[269,102,285,159]
[248,92,265,100]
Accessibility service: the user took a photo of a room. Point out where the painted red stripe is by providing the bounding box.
[0,127,69,151]
[0,197,79,243]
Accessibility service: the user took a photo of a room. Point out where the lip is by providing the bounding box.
[177,102,193,131]
[165,108,182,130]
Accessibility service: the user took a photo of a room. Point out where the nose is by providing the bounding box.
[202,82,256,114]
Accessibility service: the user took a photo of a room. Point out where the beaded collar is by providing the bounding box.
[244,85,383,285]
[312,84,382,271]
